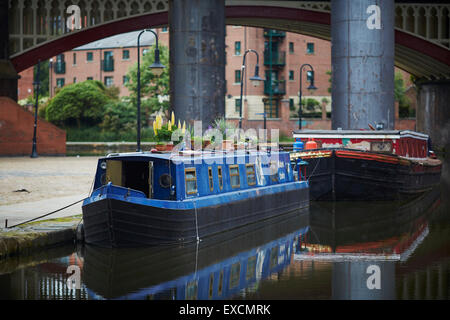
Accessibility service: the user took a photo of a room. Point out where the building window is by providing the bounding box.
[161,27,168,32]
[218,166,223,190]
[229,165,240,189]
[104,76,113,87]
[122,49,130,60]
[73,77,77,83]
[56,78,65,88]
[264,99,279,118]
[289,42,294,53]
[306,42,315,54]
[185,168,197,195]
[87,76,93,80]
[234,41,241,55]
[142,48,149,55]
[208,167,214,192]
[289,70,294,81]
[246,164,256,186]
[235,99,241,113]
[86,52,93,61]
[234,70,241,84]
[123,75,129,85]
[289,98,295,111]
[73,53,76,65]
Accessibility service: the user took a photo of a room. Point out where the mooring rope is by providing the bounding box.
[6,197,87,229]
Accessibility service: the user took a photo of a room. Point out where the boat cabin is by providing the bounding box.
[292,130,430,159]
[92,150,296,201]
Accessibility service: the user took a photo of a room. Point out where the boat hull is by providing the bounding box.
[82,185,309,247]
[293,149,441,201]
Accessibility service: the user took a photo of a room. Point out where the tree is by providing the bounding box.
[394,72,411,117]
[46,80,110,127]
[34,60,49,97]
[125,45,170,120]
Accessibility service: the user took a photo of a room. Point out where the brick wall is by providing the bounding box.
[0,97,66,156]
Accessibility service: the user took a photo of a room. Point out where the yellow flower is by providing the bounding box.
[153,120,157,136]
[168,120,172,131]
[171,111,175,127]
[178,120,181,130]
[182,121,186,134]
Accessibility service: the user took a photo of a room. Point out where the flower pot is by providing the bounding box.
[222,140,233,150]
[155,143,174,152]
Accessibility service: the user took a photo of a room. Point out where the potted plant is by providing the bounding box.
[212,117,237,150]
[153,112,184,151]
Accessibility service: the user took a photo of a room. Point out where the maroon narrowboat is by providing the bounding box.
[290,130,442,201]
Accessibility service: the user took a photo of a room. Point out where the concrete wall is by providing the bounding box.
[0,97,66,156]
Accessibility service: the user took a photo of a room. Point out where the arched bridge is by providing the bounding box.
[8,0,450,79]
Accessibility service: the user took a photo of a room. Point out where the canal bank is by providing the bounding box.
[0,156,96,260]
[0,216,80,260]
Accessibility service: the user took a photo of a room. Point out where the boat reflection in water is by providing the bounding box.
[296,186,441,300]
[82,186,441,300]
[83,209,311,300]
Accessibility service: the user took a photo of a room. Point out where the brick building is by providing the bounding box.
[18,27,415,136]
[48,30,154,98]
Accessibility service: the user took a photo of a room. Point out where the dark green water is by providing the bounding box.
[0,157,448,300]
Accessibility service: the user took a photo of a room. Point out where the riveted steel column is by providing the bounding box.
[169,0,225,130]
[331,0,395,130]
[417,80,450,151]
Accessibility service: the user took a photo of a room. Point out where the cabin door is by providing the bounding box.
[148,161,154,199]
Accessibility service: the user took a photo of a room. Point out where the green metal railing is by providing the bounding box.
[264,79,286,95]
[264,50,286,66]
[263,29,286,37]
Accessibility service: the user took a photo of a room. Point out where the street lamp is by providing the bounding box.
[298,64,317,130]
[136,29,166,152]
[31,60,41,158]
[239,49,264,129]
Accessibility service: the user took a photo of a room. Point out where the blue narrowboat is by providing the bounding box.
[82,150,310,247]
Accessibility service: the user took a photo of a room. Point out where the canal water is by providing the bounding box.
[0,157,448,300]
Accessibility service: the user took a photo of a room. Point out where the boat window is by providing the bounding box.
[229,262,241,289]
[185,168,197,195]
[185,280,198,300]
[218,270,224,296]
[229,165,240,189]
[246,164,256,186]
[246,256,257,280]
[218,166,223,190]
[208,167,214,192]
[208,274,214,299]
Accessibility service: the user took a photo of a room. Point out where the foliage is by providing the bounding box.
[126,45,170,115]
[100,101,137,133]
[66,126,155,142]
[46,80,110,127]
[326,70,332,94]
[34,60,49,97]
[153,112,185,143]
[301,98,320,111]
[212,117,237,139]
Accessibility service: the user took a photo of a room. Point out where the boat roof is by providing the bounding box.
[102,150,288,162]
[292,129,429,140]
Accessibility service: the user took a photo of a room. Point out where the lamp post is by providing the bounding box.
[49,58,53,98]
[298,64,317,130]
[136,29,165,152]
[31,60,40,158]
[239,49,264,129]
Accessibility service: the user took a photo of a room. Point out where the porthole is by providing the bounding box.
[159,174,172,188]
